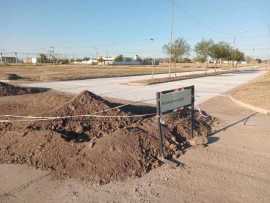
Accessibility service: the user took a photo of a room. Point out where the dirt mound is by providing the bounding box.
[0,90,215,184]
[0,126,169,184]
[165,109,216,141]
[5,73,24,80]
[0,82,47,96]
[28,91,135,142]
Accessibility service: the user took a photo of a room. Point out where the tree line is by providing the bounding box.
[163,38,245,65]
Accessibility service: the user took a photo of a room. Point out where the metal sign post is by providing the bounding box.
[156,92,166,158]
[156,86,195,159]
[191,86,195,138]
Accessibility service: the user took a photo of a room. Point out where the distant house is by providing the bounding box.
[102,57,114,65]
[82,59,98,65]
[23,57,37,64]
[112,55,143,65]
[112,61,142,65]
[0,56,17,64]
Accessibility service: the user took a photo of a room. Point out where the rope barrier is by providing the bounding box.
[0,113,157,123]
[0,97,157,121]
[0,93,232,123]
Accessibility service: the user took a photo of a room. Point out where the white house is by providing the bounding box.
[82,59,98,65]
[23,57,37,64]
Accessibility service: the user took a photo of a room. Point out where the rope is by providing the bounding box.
[0,99,155,121]
[0,113,156,123]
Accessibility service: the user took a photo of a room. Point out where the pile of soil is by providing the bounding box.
[0,90,215,184]
[165,108,215,141]
[28,91,135,142]
[5,73,24,80]
[0,82,47,96]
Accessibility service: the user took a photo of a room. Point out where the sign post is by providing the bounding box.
[156,86,195,159]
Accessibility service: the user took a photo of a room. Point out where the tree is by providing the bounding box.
[57,59,70,64]
[125,57,133,62]
[256,58,262,64]
[38,54,48,64]
[208,42,231,63]
[230,48,245,62]
[195,39,214,62]
[97,57,104,63]
[83,57,90,61]
[163,38,190,62]
[114,55,124,62]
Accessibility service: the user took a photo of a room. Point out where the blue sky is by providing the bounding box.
[1,0,270,58]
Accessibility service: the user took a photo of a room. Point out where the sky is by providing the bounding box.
[1,0,270,58]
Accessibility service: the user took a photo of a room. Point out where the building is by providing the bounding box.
[112,60,142,65]
[81,59,98,65]
[102,57,114,65]
[0,56,17,64]
[23,57,37,64]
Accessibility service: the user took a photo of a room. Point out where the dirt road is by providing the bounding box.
[0,95,269,203]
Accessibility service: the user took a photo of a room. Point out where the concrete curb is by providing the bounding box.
[128,68,261,86]
[228,95,270,115]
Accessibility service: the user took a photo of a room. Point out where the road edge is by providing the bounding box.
[228,95,270,115]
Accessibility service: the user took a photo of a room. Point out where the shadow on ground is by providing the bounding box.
[209,112,257,137]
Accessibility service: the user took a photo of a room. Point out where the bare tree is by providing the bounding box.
[163,38,190,63]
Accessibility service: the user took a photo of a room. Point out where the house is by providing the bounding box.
[0,56,17,64]
[23,57,37,64]
[112,60,142,65]
[102,57,114,65]
[82,59,98,65]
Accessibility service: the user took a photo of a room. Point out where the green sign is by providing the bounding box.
[160,89,192,113]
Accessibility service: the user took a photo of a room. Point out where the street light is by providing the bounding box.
[169,0,175,78]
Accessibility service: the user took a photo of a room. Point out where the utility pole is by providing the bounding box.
[0,52,2,64]
[49,46,55,63]
[93,47,99,59]
[268,25,270,70]
[150,38,155,79]
[14,52,18,64]
[169,0,175,78]
[233,36,236,70]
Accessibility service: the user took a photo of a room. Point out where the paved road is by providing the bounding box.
[25,69,266,106]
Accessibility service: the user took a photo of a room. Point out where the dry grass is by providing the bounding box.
[0,63,256,83]
[232,70,270,110]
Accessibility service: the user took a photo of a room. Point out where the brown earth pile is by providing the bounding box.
[5,73,24,80]
[0,90,214,184]
[165,108,215,141]
[0,82,47,96]
[28,91,135,142]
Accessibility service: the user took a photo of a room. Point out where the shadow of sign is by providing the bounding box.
[207,136,220,145]
[209,112,257,136]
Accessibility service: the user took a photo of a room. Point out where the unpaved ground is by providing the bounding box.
[232,70,270,110]
[0,84,213,185]
[0,95,269,203]
[0,64,208,83]
[0,63,258,84]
